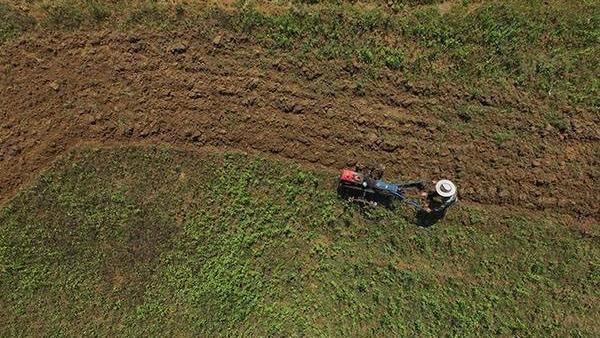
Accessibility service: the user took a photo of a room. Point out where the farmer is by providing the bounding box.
[415,179,457,227]
[421,179,458,214]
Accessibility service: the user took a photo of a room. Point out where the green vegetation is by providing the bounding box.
[1,0,598,108]
[1,147,598,336]
[492,131,516,145]
[545,111,571,132]
[232,0,599,107]
[0,3,35,42]
[0,1,598,333]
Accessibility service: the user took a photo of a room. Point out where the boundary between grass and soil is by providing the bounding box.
[2,140,596,231]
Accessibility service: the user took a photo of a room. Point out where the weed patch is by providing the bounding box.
[0,3,35,42]
[492,131,516,145]
[40,1,85,30]
[545,112,571,132]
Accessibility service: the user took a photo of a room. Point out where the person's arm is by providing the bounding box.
[432,194,457,212]
[401,197,422,209]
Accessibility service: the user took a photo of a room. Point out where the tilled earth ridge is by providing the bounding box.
[0,29,598,218]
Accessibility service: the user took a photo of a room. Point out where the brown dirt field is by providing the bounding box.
[0,29,598,221]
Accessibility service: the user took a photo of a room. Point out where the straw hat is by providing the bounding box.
[435,180,457,198]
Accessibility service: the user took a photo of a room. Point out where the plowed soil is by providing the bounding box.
[1,29,598,220]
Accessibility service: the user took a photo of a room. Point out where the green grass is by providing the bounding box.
[545,111,571,132]
[0,3,35,42]
[0,146,598,336]
[492,131,516,145]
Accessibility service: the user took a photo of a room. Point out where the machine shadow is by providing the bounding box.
[338,184,446,228]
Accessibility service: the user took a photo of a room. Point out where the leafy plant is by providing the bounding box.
[384,48,405,70]
[492,131,516,145]
[545,112,571,132]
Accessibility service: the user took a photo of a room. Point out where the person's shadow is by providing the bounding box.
[415,209,445,227]
[414,192,447,227]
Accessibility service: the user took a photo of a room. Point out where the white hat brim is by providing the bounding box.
[436,180,456,197]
